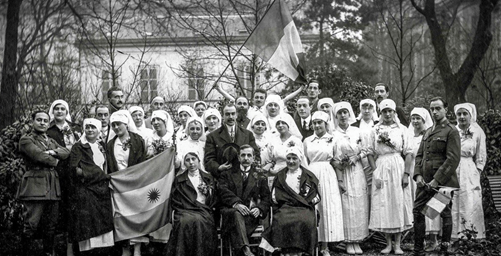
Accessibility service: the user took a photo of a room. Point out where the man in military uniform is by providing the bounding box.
[17,110,70,256]
[412,97,460,256]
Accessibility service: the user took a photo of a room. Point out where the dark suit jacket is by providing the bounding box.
[219,165,270,218]
[414,119,460,188]
[293,115,314,140]
[237,117,251,130]
[204,125,259,178]
[106,132,146,174]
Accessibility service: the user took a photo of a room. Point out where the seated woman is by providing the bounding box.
[69,118,114,253]
[260,147,320,256]
[166,152,218,256]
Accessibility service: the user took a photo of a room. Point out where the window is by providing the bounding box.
[140,66,158,103]
[187,62,205,100]
[101,70,111,102]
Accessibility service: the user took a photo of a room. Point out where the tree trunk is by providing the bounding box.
[0,0,23,130]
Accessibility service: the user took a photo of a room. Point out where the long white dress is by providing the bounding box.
[332,126,369,242]
[451,125,486,239]
[358,120,375,192]
[368,123,413,233]
[304,133,345,242]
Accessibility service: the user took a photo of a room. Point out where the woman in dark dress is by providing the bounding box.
[260,147,320,256]
[69,118,114,252]
[166,152,218,256]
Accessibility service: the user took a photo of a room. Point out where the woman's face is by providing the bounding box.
[312,119,326,136]
[266,102,280,117]
[151,117,166,133]
[179,111,190,126]
[111,122,128,137]
[194,104,206,117]
[252,120,267,135]
[361,103,374,120]
[381,108,395,123]
[320,103,332,113]
[131,111,144,127]
[188,121,203,140]
[411,115,425,130]
[184,154,200,171]
[456,108,471,127]
[84,124,99,141]
[205,115,219,130]
[53,104,68,122]
[286,153,300,170]
[275,120,289,135]
[336,108,350,127]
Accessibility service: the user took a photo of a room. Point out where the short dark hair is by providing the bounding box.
[223,103,236,113]
[254,88,267,97]
[309,80,321,89]
[32,110,49,120]
[107,86,122,99]
[239,144,255,155]
[375,82,390,93]
[430,96,448,108]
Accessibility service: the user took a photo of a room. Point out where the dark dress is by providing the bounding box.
[165,170,218,256]
[68,140,114,243]
[262,166,320,255]
[106,132,146,174]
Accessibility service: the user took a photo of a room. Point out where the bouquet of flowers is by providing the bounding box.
[460,128,473,140]
[340,154,351,169]
[151,139,170,155]
[376,128,396,150]
[197,179,213,196]
[121,138,132,151]
[287,140,296,147]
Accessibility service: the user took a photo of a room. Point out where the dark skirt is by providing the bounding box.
[165,208,218,256]
[263,204,317,254]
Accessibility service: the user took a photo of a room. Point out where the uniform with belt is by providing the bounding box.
[413,118,460,254]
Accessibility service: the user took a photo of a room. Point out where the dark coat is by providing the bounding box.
[106,132,146,174]
[219,165,270,242]
[414,118,460,188]
[351,119,379,128]
[166,170,218,256]
[204,125,259,178]
[17,132,70,200]
[262,166,320,255]
[68,141,113,242]
[237,117,251,130]
[293,115,314,140]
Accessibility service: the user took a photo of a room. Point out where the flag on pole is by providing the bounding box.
[244,0,306,83]
[109,148,176,242]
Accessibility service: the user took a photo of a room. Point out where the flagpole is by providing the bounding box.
[207,0,279,95]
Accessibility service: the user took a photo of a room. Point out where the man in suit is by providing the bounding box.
[236,96,251,129]
[374,83,409,126]
[219,145,270,256]
[412,97,460,256]
[107,86,125,115]
[306,80,321,113]
[294,97,314,140]
[204,103,260,178]
[17,110,71,256]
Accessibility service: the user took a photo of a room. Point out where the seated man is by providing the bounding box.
[219,145,270,256]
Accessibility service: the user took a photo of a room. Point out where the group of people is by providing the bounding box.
[16,81,487,256]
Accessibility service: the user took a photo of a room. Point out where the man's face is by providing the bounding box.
[236,97,249,111]
[306,83,320,99]
[253,93,266,107]
[151,101,165,111]
[111,121,128,137]
[33,112,50,133]
[223,106,237,126]
[96,107,110,128]
[238,148,255,168]
[194,104,206,117]
[296,100,311,119]
[430,100,447,122]
[109,90,124,109]
[374,85,389,103]
[131,111,144,128]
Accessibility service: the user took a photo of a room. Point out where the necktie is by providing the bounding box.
[303,120,307,130]
[230,128,235,142]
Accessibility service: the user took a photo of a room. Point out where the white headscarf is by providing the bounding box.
[378,99,401,124]
[202,108,222,129]
[177,105,197,118]
[454,103,481,130]
[357,99,379,121]
[285,146,308,169]
[317,98,336,133]
[193,101,208,110]
[80,118,105,170]
[109,110,138,134]
[250,113,268,128]
[49,99,72,123]
[129,106,146,129]
[264,94,285,117]
[151,110,175,136]
[333,101,356,128]
[185,116,206,137]
[151,96,164,105]
[410,107,433,130]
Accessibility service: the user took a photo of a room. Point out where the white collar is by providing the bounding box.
[300,115,311,123]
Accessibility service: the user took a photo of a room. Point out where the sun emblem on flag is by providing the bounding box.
[147,188,160,203]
